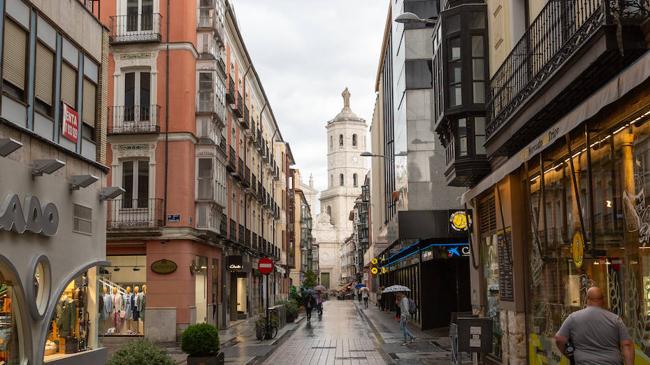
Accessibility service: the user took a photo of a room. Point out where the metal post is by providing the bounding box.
[265,272,269,338]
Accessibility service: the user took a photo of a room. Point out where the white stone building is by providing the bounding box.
[315,88,368,287]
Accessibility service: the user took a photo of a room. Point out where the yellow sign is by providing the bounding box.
[450,211,471,232]
[371,258,378,265]
[572,231,584,269]
[370,267,378,275]
[381,267,388,274]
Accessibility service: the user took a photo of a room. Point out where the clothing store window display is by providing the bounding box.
[0,277,18,365]
[43,270,99,361]
[99,284,146,336]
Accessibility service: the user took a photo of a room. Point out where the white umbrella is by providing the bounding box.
[383,285,410,293]
[359,287,370,292]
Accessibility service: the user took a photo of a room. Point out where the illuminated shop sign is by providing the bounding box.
[227,255,243,271]
[0,194,59,236]
[449,211,472,232]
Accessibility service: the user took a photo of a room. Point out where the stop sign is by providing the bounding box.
[258,257,274,275]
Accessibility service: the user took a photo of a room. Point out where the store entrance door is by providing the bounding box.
[194,256,208,324]
[236,277,247,318]
[420,257,470,329]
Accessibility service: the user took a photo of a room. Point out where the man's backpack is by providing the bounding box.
[408,298,417,315]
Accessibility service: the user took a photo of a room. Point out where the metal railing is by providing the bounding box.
[230,219,237,241]
[487,0,649,137]
[107,198,163,229]
[110,13,162,43]
[228,146,236,170]
[245,228,251,247]
[109,105,160,134]
[227,77,236,104]
[239,224,245,245]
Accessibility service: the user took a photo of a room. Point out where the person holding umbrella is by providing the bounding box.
[384,285,416,345]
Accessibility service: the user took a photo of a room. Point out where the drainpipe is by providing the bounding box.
[163,0,170,223]
[258,102,267,251]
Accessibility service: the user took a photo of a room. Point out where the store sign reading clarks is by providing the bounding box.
[0,194,59,236]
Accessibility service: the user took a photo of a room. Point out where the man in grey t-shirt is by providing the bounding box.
[555,287,635,365]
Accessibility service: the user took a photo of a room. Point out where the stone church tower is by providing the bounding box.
[315,88,368,286]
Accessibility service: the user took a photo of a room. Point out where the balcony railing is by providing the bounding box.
[487,0,649,138]
[233,91,242,117]
[226,77,236,104]
[110,13,162,44]
[230,219,237,242]
[220,215,227,236]
[218,137,227,155]
[245,228,251,247]
[252,232,258,249]
[107,198,163,229]
[239,224,245,245]
[241,105,250,129]
[228,146,236,171]
[243,166,251,187]
[108,105,160,134]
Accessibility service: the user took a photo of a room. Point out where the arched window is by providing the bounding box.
[330,174,333,187]
[329,136,333,150]
[339,134,343,147]
[352,134,357,147]
[353,173,358,187]
[339,174,344,186]
[327,206,332,217]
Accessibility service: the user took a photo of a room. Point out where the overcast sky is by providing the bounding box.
[231,0,388,193]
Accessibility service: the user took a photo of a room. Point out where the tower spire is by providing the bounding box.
[309,174,314,188]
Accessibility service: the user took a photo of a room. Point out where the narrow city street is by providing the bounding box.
[263,300,455,365]
[263,300,388,365]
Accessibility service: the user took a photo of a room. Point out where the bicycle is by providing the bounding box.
[255,314,279,340]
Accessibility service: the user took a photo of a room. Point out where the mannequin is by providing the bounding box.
[132,286,140,333]
[123,287,133,334]
[101,287,113,333]
[111,287,123,330]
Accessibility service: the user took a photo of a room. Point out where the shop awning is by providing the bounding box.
[463,50,650,204]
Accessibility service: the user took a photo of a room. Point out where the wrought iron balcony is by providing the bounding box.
[232,158,243,181]
[108,105,160,134]
[233,91,243,117]
[241,105,250,129]
[219,216,227,237]
[227,146,236,172]
[230,219,237,242]
[255,130,263,150]
[226,76,235,104]
[245,228,251,247]
[486,0,649,150]
[110,13,162,44]
[239,224,245,245]
[107,198,163,230]
[218,137,227,156]
[252,232,258,249]
[242,166,251,188]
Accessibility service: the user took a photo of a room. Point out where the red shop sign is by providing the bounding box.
[62,103,79,143]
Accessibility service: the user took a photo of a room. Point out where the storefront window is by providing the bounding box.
[0,275,18,365]
[526,117,650,363]
[99,256,146,336]
[44,269,98,361]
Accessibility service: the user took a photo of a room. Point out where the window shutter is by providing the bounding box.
[61,63,77,107]
[35,43,54,105]
[3,19,27,90]
[83,79,96,126]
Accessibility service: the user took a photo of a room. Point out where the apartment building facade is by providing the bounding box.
[370,0,471,330]
[287,168,316,287]
[99,0,291,342]
[0,1,111,364]
[433,0,650,362]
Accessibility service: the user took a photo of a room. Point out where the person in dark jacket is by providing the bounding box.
[304,292,317,321]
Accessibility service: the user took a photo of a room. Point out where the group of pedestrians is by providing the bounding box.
[303,289,323,322]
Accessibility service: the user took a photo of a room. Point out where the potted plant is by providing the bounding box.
[107,340,175,365]
[181,323,224,365]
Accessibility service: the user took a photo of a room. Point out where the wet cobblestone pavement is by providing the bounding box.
[262,300,388,365]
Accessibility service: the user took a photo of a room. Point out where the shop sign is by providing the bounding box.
[449,211,471,232]
[572,231,584,269]
[62,103,79,143]
[0,195,59,236]
[151,259,177,275]
[370,267,378,275]
[227,255,243,271]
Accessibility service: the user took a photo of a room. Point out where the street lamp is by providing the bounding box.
[395,12,437,25]
[360,151,407,159]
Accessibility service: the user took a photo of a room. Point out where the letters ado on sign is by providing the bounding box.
[0,194,59,236]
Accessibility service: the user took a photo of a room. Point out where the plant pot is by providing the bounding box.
[187,352,225,365]
[286,313,295,323]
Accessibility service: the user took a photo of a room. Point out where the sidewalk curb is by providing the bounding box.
[247,315,306,365]
[354,302,396,365]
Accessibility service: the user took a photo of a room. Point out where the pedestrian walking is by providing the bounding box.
[315,290,324,319]
[398,293,415,345]
[376,287,383,310]
[362,289,369,308]
[555,287,634,365]
[304,291,316,321]
[394,294,401,320]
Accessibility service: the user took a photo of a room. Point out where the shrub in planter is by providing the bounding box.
[285,300,299,323]
[107,340,175,365]
[181,323,224,365]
